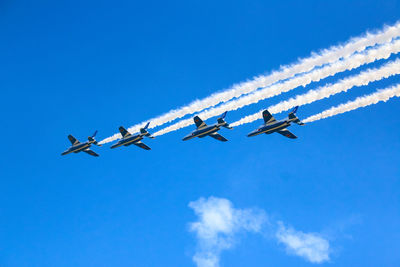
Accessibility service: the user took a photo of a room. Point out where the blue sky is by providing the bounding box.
[1,1,400,266]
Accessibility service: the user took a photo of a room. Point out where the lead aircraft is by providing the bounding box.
[182,112,233,142]
[110,122,154,150]
[61,131,102,157]
[247,106,305,139]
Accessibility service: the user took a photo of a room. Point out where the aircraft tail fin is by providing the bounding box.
[88,130,102,146]
[217,111,233,129]
[288,106,305,125]
[140,122,155,139]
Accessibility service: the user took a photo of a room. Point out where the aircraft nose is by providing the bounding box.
[182,134,192,141]
[110,141,121,149]
[247,130,257,137]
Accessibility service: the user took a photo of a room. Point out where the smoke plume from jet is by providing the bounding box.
[153,39,400,136]
[231,59,400,126]
[303,84,400,123]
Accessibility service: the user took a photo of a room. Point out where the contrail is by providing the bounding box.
[153,39,400,136]
[100,21,400,144]
[231,58,400,126]
[302,83,400,123]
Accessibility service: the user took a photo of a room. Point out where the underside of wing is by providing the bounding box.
[277,129,297,139]
[193,116,207,129]
[262,109,277,124]
[209,132,228,142]
[83,148,99,157]
[134,141,151,150]
[68,135,80,145]
[119,126,132,138]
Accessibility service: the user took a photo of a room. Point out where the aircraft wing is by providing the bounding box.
[193,116,207,129]
[83,148,99,157]
[209,132,228,142]
[277,129,297,139]
[68,135,80,145]
[262,109,277,124]
[134,141,151,150]
[119,126,132,138]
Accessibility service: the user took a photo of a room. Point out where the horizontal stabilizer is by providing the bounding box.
[140,122,155,138]
[288,106,305,125]
[217,112,233,129]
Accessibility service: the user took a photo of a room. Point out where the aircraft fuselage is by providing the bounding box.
[248,120,291,137]
[110,134,143,149]
[183,125,220,141]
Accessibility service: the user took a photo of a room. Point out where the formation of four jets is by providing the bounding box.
[61,106,305,157]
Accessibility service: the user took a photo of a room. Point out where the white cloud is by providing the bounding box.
[188,197,334,266]
[276,222,330,264]
[188,197,266,267]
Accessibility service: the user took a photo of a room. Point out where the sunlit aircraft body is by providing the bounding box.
[61,131,101,157]
[110,122,154,150]
[247,106,305,139]
[182,112,233,142]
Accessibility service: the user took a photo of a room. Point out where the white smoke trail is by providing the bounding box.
[153,39,400,136]
[231,58,400,126]
[100,21,400,144]
[303,84,400,123]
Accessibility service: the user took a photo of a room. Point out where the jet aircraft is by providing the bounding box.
[182,112,233,142]
[61,131,102,157]
[247,106,305,139]
[110,122,154,150]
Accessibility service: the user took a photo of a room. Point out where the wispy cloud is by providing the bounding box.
[188,197,267,267]
[276,222,330,264]
[188,197,332,267]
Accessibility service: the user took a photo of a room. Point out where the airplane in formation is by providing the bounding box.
[61,107,306,157]
[182,111,233,142]
[247,106,305,139]
[61,131,102,157]
[110,122,154,150]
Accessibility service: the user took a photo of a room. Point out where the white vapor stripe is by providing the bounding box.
[231,59,400,126]
[100,21,400,144]
[303,84,400,123]
[153,39,400,136]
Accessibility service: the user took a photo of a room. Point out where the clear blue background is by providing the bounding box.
[1,1,400,266]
